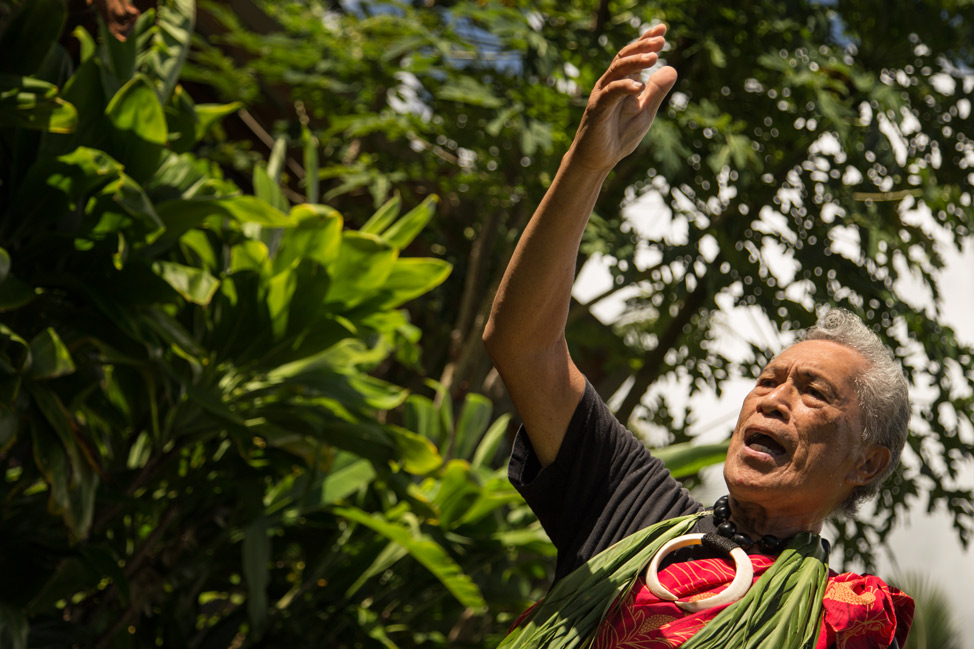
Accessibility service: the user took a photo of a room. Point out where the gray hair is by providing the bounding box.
[797,308,911,516]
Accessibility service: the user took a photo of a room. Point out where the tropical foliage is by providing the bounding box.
[0,0,558,646]
[1,0,973,647]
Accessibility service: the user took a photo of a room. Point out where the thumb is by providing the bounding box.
[640,66,678,117]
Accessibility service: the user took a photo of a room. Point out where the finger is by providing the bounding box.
[590,78,646,114]
[600,51,659,87]
[637,23,667,41]
[615,35,666,61]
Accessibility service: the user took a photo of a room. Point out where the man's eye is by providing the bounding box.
[757,377,775,387]
[806,386,826,400]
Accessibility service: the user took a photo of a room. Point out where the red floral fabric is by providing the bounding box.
[588,554,914,649]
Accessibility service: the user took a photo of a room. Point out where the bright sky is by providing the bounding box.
[573,195,974,644]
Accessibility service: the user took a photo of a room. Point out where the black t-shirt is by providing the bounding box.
[508,380,706,582]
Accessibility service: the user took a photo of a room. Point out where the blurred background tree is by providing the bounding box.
[1,0,972,647]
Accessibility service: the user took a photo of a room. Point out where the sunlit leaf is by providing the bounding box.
[332,506,486,610]
[27,328,75,380]
[152,260,220,305]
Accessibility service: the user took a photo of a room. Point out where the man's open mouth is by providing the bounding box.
[746,431,786,457]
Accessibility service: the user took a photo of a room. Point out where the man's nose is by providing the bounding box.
[758,383,794,419]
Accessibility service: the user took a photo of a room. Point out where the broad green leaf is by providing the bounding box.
[653,441,730,479]
[0,0,66,76]
[242,514,270,637]
[145,0,195,101]
[0,75,78,133]
[154,196,291,248]
[453,393,493,460]
[332,506,486,610]
[374,258,452,309]
[324,232,398,309]
[403,394,441,446]
[267,267,297,338]
[27,328,75,379]
[193,101,242,141]
[433,460,480,528]
[74,25,96,63]
[346,373,408,410]
[321,458,377,504]
[152,260,220,305]
[385,425,442,474]
[470,413,511,471]
[105,75,167,182]
[344,542,408,601]
[361,195,401,235]
[0,277,36,312]
[253,161,287,213]
[276,204,343,270]
[382,195,439,249]
[230,239,271,275]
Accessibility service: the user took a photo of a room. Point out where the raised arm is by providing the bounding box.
[483,25,678,466]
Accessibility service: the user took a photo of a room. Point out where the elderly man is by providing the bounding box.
[483,24,914,649]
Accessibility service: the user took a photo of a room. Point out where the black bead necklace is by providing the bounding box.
[713,495,784,554]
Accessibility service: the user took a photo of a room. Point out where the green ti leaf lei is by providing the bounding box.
[500,511,829,649]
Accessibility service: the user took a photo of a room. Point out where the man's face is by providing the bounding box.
[723,340,887,521]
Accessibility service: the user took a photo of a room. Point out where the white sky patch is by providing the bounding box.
[387,71,432,121]
[957,98,971,120]
[877,111,908,166]
[930,72,957,95]
[456,147,476,170]
[899,107,921,135]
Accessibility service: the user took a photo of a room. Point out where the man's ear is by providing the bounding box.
[847,445,891,486]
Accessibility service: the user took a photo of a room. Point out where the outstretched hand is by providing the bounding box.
[569,24,678,173]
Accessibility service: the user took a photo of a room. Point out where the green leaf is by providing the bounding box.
[267,136,287,182]
[321,458,377,504]
[324,232,398,309]
[0,0,66,76]
[105,75,168,182]
[361,195,401,235]
[27,328,75,379]
[382,195,439,249]
[253,161,287,213]
[153,196,292,249]
[275,204,343,270]
[144,0,195,101]
[193,101,242,141]
[0,75,78,133]
[433,460,480,528]
[242,514,270,637]
[374,258,452,309]
[404,394,441,446]
[470,413,511,471]
[653,441,730,479]
[332,506,486,610]
[152,260,220,305]
[301,124,319,204]
[385,425,442,474]
[453,393,493,461]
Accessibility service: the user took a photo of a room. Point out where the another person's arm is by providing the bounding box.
[483,25,678,466]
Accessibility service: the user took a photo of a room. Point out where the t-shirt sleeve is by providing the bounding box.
[509,380,703,582]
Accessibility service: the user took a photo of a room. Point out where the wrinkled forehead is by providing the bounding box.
[764,340,869,388]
